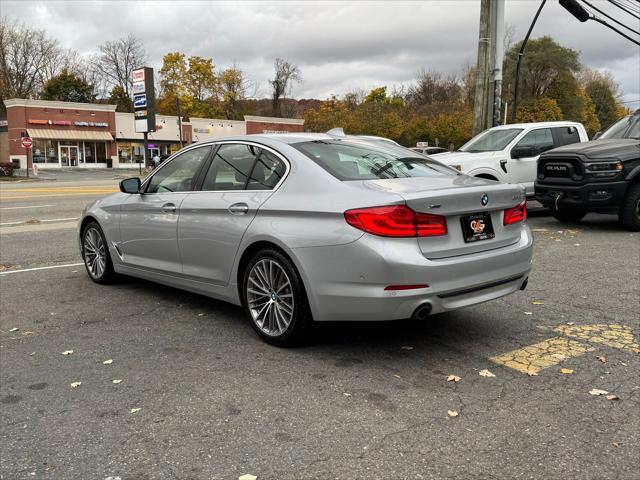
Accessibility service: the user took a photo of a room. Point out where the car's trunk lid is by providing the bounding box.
[362,176,526,258]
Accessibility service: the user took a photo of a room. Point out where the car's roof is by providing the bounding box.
[489,121,583,130]
[190,132,401,146]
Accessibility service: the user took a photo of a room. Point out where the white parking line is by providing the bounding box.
[0,204,55,210]
[0,262,84,275]
[0,217,79,226]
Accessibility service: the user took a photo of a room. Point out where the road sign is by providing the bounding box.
[21,137,33,149]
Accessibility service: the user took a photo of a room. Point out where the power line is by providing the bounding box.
[591,15,640,44]
[608,0,640,20]
[580,0,640,35]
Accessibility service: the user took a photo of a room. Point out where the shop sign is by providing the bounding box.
[147,143,156,148]
[262,129,289,134]
[28,119,49,125]
[132,69,145,82]
[53,120,72,126]
[0,120,7,127]
[194,127,210,133]
[74,121,109,127]
[133,94,147,108]
[132,81,145,94]
[134,110,147,118]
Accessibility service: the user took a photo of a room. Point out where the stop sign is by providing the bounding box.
[21,137,33,149]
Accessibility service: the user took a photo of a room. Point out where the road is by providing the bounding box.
[1,172,639,480]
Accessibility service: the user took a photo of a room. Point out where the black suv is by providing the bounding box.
[535,110,640,231]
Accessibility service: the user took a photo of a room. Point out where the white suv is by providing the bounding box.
[431,122,589,196]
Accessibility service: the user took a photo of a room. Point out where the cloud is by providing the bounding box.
[3,0,638,104]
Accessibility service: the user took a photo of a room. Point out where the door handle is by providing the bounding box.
[161,202,177,213]
[228,203,249,215]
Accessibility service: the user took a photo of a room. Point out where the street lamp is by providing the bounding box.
[560,0,640,46]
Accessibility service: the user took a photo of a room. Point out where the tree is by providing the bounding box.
[40,69,95,103]
[583,70,623,130]
[547,72,600,136]
[406,70,464,108]
[504,36,580,102]
[270,58,301,117]
[91,34,146,98]
[108,85,133,112]
[0,20,62,110]
[187,56,218,102]
[515,97,563,123]
[219,66,252,119]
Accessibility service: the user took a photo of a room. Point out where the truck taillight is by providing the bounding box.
[504,201,527,225]
[345,205,447,237]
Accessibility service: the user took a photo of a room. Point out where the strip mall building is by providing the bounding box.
[1,99,305,169]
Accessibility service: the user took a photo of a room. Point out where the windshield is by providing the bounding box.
[460,128,523,152]
[293,140,458,181]
[600,115,640,140]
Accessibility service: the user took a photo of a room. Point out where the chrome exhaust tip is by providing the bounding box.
[411,303,432,321]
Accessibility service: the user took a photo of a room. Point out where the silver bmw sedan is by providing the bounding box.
[80,132,533,346]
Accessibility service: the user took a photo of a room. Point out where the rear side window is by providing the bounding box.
[201,143,259,191]
[514,128,554,156]
[146,146,210,193]
[247,151,287,190]
[553,126,580,146]
[293,140,456,181]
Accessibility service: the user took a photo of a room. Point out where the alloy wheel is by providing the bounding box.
[247,259,295,336]
[83,227,106,279]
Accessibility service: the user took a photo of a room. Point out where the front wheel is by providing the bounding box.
[550,206,587,223]
[242,248,311,346]
[619,183,640,231]
[81,221,116,284]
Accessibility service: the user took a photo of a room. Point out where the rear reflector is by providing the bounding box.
[503,201,527,225]
[384,284,429,291]
[344,205,447,237]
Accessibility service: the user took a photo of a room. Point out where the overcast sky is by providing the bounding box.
[3,0,639,105]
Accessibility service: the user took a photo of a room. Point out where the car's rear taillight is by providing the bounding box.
[344,205,447,237]
[504,201,527,225]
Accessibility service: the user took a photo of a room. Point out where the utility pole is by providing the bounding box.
[176,95,183,147]
[472,0,492,136]
[488,0,505,128]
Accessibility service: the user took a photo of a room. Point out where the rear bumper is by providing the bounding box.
[535,180,628,212]
[292,225,533,321]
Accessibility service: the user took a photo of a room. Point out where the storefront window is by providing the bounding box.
[84,142,96,163]
[32,139,59,164]
[96,142,107,162]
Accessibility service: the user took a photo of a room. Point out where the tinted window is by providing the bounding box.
[201,143,259,191]
[461,128,523,152]
[600,114,640,140]
[293,140,456,181]
[553,126,580,146]
[247,151,287,190]
[514,128,554,156]
[146,146,210,193]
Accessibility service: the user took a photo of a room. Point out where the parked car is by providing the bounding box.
[411,146,449,156]
[79,132,533,345]
[535,110,640,231]
[431,122,589,196]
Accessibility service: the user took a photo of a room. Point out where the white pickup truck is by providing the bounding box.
[431,121,589,196]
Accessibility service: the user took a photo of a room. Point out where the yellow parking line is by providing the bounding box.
[554,324,639,351]
[491,337,594,375]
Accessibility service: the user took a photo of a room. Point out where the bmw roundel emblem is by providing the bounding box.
[481,193,489,206]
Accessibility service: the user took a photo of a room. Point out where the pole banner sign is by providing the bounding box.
[132,67,156,133]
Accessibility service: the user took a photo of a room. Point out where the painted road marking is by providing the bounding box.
[491,324,639,375]
[554,324,639,351]
[0,204,55,210]
[1,187,118,193]
[491,337,595,375]
[0,192,117,200]
[0,262,84,275]
[0,217,79,226]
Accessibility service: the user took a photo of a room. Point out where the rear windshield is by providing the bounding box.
[600,115,640,140]
[460,128,523,152]
[293,140,457,180]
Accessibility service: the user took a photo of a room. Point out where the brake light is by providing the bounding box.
[504,201,527,225]
[344,205,447,237]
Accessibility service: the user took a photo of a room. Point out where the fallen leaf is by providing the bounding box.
[523,311,533,315]
[573,243,581,246]
[447,410,459,418]
[527,371,539,377]
[566,322,575,326]
[197,313,204,317]
[401,345,414,350]
[343,392,352,397]
[393,374,401,379]
[612,442,620,448]
[62,350,73,356]
[589,389,609,396]
[130,408,141,414]
[596,356,607,363]
[70,382,81,388]
[606,394,619,401]
[532,301,544,305]
[447,375,461,382]
[560,368,574,374]
[9,327,19,332]
[479,369,496,378]
[112,379,123,384]
[102,359,113,365]
[239,475,258,480]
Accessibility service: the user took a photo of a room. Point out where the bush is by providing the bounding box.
[0,162,16,177]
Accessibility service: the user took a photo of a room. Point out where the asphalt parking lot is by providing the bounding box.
[1,173,639,480]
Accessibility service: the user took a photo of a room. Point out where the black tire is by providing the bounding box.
[619,183,640,231]
[550,206,587,223]
[242,248,312,347]
[81,221,116,284]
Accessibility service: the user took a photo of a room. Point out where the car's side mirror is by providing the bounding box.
[592,131,602,140]
[511,146,534,159]
[120,177,141,194]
